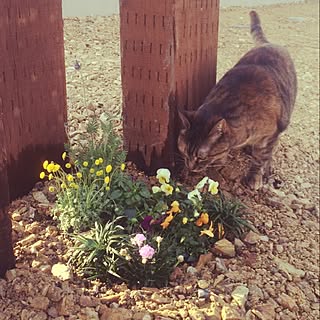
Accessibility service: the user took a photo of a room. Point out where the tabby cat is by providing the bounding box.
[178,11,297,190]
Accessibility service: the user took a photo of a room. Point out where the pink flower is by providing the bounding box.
[139,245,155,260]
[131,234,146,247]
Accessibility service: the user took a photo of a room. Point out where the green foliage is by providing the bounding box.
[69,218,129,283]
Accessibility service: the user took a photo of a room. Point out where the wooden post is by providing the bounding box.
[0,0,67,276]
[120,0,219,174]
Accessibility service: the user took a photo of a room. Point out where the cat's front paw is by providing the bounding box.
[242,173,263,191]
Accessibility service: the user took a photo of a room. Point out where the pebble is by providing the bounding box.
[187,266,198,275]
[197,289,210,299]
[51,263,72,281]
[243,231,261,245]
[231,285,249,308]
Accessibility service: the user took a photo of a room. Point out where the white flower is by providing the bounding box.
[152,186,161,194]
[187,189,202,204]
[156,168,171,184]
[196,176,209,190]
[208,179,219,195]
[177,255,184,263]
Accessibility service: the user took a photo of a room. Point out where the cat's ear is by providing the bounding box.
[208,119,228,142]
[178,109,194,129]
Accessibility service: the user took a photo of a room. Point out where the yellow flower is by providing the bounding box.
[160,183,173,196]
[46,162,55,173]
[161,213,174,229]
[67,174,74,182]
[83,161,89,167]
[69,182,76,188]
[43,160,49,170]
[65,163,71,169]
[53,164,60,172]
[76,172,82,179]
[40,172,45,179]
[96,170,103,176]
[156,168,170,184]
[106,186,110,191]
[62,152,67,161]
[61,183,67,189]
[167,201,181,214]
[99,158,104,164]
[121,163,126,171]
[95,159,100,166]
[195,213,209,227]
[89,168,95,174]
[182,217,188,224]
[208,179,219,195]
[104,176,110,184]
[48,186,55,193]
[73,184,79,189]
[105,165,113,173]
[48,173,53,181]
[200,221,214,237]
[218,223,225,239]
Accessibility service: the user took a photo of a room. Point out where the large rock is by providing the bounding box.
[274,257,305,278]
[213,239,236,258]
[231,286,249,308]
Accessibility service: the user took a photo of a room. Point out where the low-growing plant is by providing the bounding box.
[70,217,129,283]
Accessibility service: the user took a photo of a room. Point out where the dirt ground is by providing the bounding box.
[0,2,319,320]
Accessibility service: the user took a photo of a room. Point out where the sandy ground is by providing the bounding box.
[0,2,319,320]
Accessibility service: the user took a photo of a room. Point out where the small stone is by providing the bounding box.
[30,296,50,311]
[187,266,198,275]
[198,279,210,289]
[275,245,284,253]
[12,211,22,221]
[213,239,236,258]
[100,293,121,304]
[51,263,72,281]
[215,258,228,273]
[274,257,305,278]
[80,295,94,307]
[150,292,171,304]
[18,233,37,246]
[243,231,260,244]
[5,269,17,282]
[81,307,99,320]
[32,191,50,204]
[48,306,59,317]
[265,220,273,229]
[133,312,153,320]
[47,285,63,302]
[198,289,210,299]
[231,285,249,308]
[221,305,243,320]
[278,293,298,311]
[213,274,225,287]
[189,309,206,320]
[196,252,213,270]
[234,238,245,250]
[252,303,276,320]
[101,308,134,320]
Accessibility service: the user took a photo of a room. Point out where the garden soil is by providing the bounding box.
[1,2,319,320]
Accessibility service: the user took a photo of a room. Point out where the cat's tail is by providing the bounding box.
[250,11,269,45]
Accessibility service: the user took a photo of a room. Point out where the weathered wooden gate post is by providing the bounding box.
[0,0,67,276]
[120,0,219,174]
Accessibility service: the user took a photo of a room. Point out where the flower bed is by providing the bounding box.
[39,115,251,287]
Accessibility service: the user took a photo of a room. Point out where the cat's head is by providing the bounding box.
[177,109,231,173]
